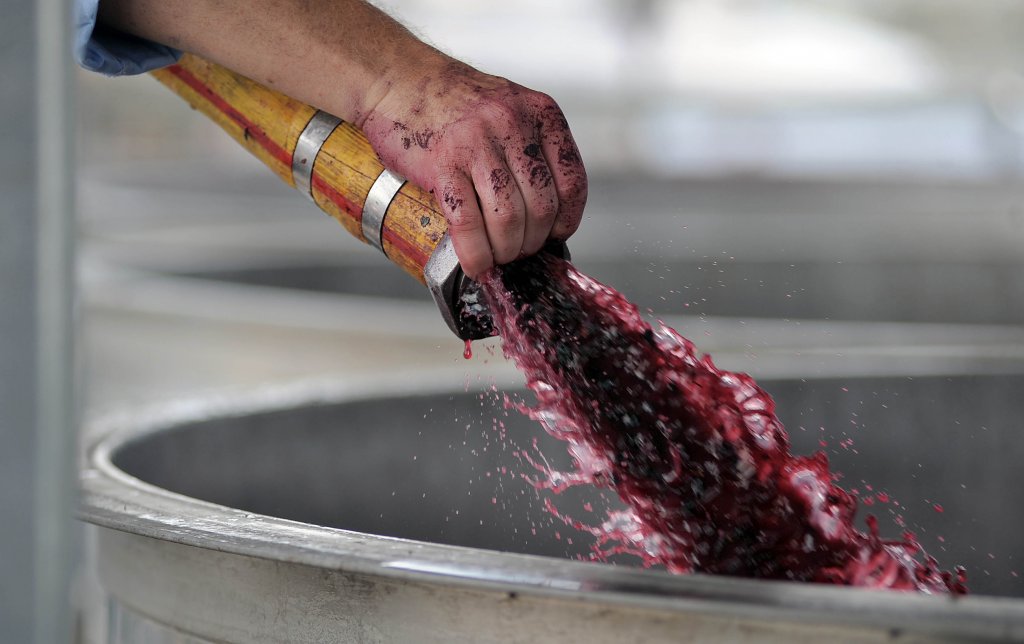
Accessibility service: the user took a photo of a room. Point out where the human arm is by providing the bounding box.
[93,0,588,278]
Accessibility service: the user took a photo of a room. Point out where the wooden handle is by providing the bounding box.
[151,53,448,283]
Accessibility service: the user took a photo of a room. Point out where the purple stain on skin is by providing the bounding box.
[529,163,553,188]
[523,143,542,159]
[541,105,570,132]
[533,106,581,170]
[393,121,413,150]
[413,130,435,149]
[490,168,512,193]
[443,190,464,212]
[558,144,581,167]
[388,121,433,150]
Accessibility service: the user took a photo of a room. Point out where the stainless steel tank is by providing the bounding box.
[81,374,1024,643]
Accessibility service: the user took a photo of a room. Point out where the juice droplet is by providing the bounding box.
[463,339,473,360]
[933,503,944,513]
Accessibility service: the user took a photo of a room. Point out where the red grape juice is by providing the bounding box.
[480,253,965,594]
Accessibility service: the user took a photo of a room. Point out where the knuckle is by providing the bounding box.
[489,201,525,230]
[447,208,481,232]
[532,91,559,112]
[438,186,468,216]
[436,140,475,169]
[538,103,570,132]
[432,167,458,190]
[484,166,514,197]
[479,100,517,125]
[524,157,554,189]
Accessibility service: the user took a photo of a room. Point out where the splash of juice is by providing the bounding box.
[480,254,964,593]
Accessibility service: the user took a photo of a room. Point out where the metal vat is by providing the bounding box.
[81,374,1024,643]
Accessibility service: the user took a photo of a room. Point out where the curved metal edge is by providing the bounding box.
[105,599,215,644]
[361,169,406,254]
[292,111,342,200]
[423,233,464,338]
[423,237,572,340]
[77,379,1024,643]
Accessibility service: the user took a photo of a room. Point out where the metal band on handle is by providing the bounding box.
[361,168,406,254]
[292,110,342,200]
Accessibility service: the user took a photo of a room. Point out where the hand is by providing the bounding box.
[358,57,587,279]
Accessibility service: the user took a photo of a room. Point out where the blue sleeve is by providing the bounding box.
[74,0,182,76]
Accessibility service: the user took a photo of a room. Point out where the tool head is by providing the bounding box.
[424,237,570,340]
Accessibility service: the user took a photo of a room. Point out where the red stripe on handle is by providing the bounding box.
[164,64,293,169]
[311,173,361,219]
[382,227,430,269]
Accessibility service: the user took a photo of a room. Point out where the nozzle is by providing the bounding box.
[425,237,570,340]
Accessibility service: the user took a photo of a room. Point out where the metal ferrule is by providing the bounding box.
[292,110,342,200]
[361,169,406,254]
[424,234,476,339]
[425,237,570,341]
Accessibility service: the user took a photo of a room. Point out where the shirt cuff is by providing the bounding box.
[74,0,182,76]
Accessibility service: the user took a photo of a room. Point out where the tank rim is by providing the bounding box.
[80,374,1024,641]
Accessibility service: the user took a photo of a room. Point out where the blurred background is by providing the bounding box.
[10,0,1024,640]
[78,0,1024,414]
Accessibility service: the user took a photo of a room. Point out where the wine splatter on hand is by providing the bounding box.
[481,254,965,594]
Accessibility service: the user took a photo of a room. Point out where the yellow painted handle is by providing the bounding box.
[151,53,448,283]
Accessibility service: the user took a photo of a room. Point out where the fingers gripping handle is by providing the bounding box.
[152,54,568,339]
